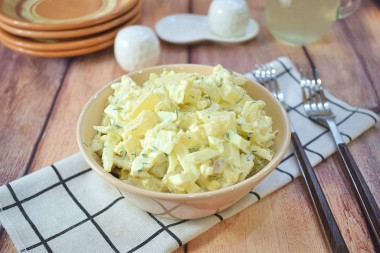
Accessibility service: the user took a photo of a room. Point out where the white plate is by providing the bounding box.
[155,14,259,44]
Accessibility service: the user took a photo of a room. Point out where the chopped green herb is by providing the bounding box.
[246,151,256,161]
[236,92,246,104]
[132,150,137,157]
[115,124,122,130]
[189,95,196,99]
[228,69,233,75]
[141,154,147,158]
[226,132,231,140]
[207,115,211,119]
[152,146,158,150]
[189,147,199,152]
[175,108,178,119]
[205,95,212,104]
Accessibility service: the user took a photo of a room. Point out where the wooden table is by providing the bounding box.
[1,0,379,252]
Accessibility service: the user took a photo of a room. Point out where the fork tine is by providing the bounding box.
[253,64,261,82]
[265,66,276,96]
[265,65,279,98]
[261,65,272,92]
[306,69,319,112]
[301,68,333,118]
[313,85,324,112]
[314,70,330,111]
[254,65,268,86]
[300,69,312,112]
[269,65,282,101]
[254,64,284,104]
[310,69,324,112]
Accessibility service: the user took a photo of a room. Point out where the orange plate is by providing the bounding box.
[0,0,139,31]
[0,0,142,39]
[0,13,141,52]
[0,36,114,57]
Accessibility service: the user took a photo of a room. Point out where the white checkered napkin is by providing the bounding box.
[0,57,378,253]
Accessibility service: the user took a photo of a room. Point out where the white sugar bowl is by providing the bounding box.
[114,25,161,72]
[208,0,250,38]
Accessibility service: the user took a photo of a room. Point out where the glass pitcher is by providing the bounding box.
[265,0,361,45]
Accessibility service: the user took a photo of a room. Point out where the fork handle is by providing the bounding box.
[337,143,380,247]
[291,132,348,253]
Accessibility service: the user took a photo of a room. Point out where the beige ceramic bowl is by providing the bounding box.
[77,64,291,219]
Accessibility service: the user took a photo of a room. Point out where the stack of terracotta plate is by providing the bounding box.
[0,0,142,57]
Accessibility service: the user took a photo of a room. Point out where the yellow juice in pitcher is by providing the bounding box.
[265,0,339,45]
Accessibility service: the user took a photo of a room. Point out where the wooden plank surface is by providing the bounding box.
[0,48,68,185]
[0,0,379,252]
[0,48,68,253]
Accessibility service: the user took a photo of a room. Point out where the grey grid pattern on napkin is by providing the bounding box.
[0,57,378,253]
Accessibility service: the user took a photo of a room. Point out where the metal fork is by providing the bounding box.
[254,65,348,253]
[301,69,380,247]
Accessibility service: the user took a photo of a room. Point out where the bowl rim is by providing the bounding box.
[77,63,291,200]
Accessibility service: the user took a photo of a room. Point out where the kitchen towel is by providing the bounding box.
[0,57,378,253]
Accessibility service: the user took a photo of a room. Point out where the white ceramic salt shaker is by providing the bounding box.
[208,0,250,38]
[114,25,160,72]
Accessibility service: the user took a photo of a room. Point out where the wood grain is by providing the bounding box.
[0,46,68,184]
[188,178,329,252]
[337,142,380,246]
[0,45,68,253]
[291,132,348,252]
[305,0,380,110]
[0,0,379,252]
